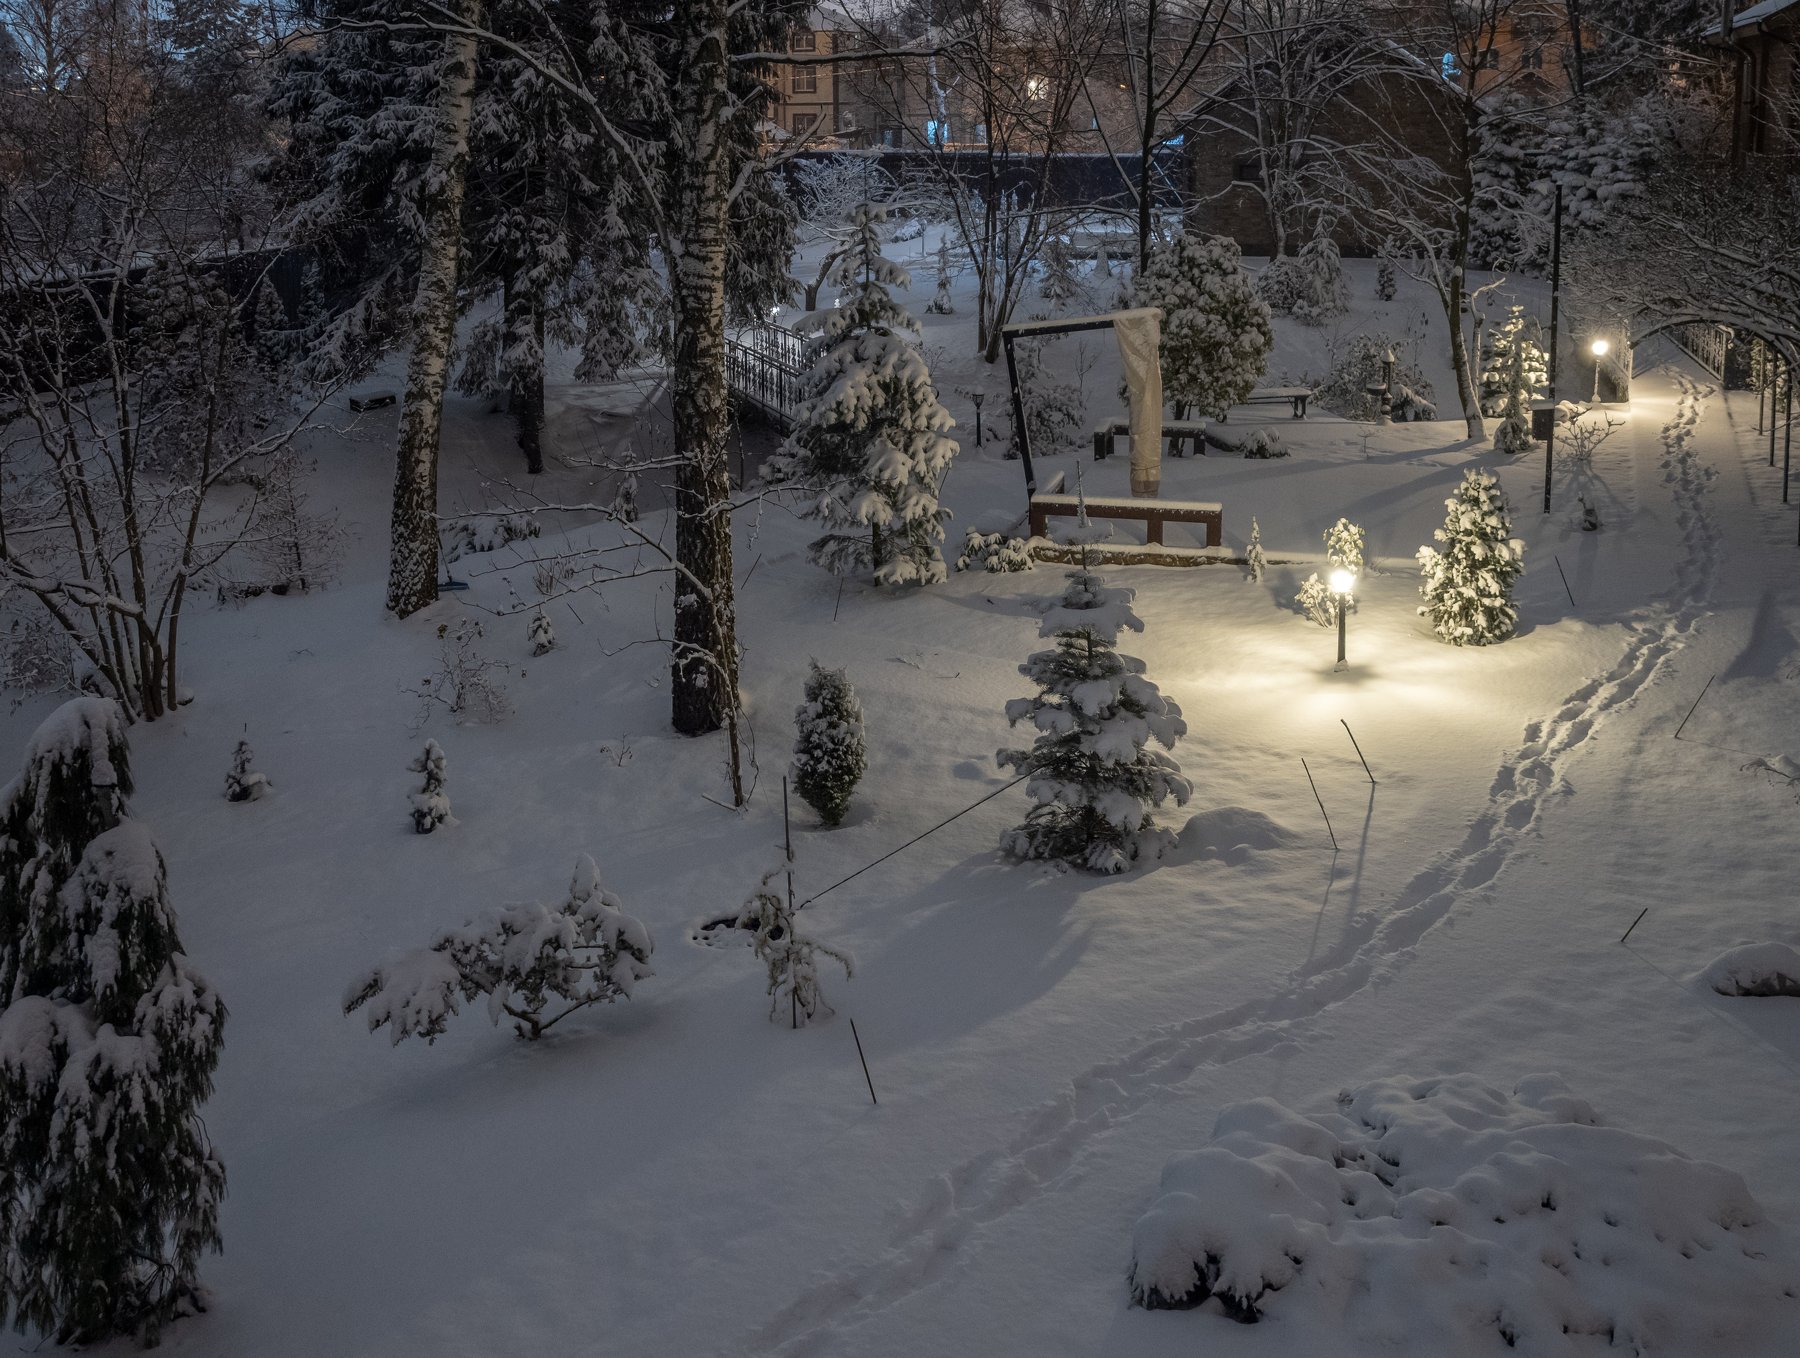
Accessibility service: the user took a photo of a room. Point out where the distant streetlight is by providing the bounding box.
[1590,338,1611,403]
[1329,567,1357,670]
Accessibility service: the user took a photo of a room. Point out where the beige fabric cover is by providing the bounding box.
[1112,307,1164,498]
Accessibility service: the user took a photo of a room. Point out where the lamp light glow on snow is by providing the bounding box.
[1328,568,1356,596]
[1329,568,1357,670]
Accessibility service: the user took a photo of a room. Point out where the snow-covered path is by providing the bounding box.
[731,363,1800,1357]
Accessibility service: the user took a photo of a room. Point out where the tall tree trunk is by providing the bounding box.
[387,0,482,617]
[667,0,740,740]
[506,275,545,474]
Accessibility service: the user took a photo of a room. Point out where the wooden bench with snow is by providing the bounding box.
[1093,417,1208,460]
[1227,386,1314,419]
[1028,493,1223,548]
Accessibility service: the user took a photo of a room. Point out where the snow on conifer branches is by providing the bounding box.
[1132,234,1272,420]
[998,566,1190,873]
[744,866,852,1028]
[409,740,451,833]
[0,698,225,1344]
[345,856,653,1044]
[766,203,959,587]
[792,662,867,828]
[224,738,271,802]
[1417,470,1526,646]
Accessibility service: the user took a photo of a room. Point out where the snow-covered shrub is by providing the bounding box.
[345,856,653,1043]
[0,698,225,1344]
[925,241,955,315]
[744,866,853,1027]
[1417,470,1525,646]
[956,528,1035,573]
[1294,520,1363,626]
[1135,234,1273,419]
[1009,336,1086,459]
[409,739,451,833]
[1479,306,1549,418]
[611,448,640,523]
[1289,234,1347,325]
[1374,246,1397,302]
[442,511,539,562]
[1325,517,1364,576]
[997,565,1191,873]
[792,661,867,828]
[411,619,511,725]
[224,739,270,802]
[1245,518,1266,583]
[1742,753,1800,802]
[1127,1073,1799,1349]
[1294,573,1334,626]
[764,202,958,586]
[1319,332,1435,422]
[528,611,555,657]
[1038,232,1080,307]
[1241,427,1288,459]
[1698,941,1800,997]
[0,608,76,699]
[1253,255,1305,316]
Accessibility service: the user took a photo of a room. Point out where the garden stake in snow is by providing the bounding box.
[1555,556,1577,608]
[1673,674,1716,742]
[1620,908,1649,945]
[850,1018,877,1106]
[1301,758,1338,852]
[1341,721,1375,785]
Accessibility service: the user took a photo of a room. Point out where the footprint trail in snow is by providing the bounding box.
[738,372,1722,1357]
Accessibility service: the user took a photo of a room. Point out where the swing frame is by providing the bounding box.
[1001,311,1158,500]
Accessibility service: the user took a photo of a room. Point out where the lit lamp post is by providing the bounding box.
[1329,567,1357,671]
[1590,338,1610,404]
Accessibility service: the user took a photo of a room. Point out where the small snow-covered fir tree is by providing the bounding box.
[1375,247,1397,302]
[224,738,270,801]
[998,563,1191,873]
[528,610,555,656]
[1479,307,1548,418]
[345,856,653,1042]
[1245,518,1267,583]
[1492,337,1536,455]
[1325,517,1365,577]
[0,698,225,1344]
[925,240,955,315]
[611,446,640,524]
[409,739,450,833]
[792,661,867,827]
[764,202,959,586]
[1133,234,1273,419]
[744,866,853,1028]
[1038,232,1079,307]
[1417,469,1526,645]
[957,528,1035,573]
[1290,233,1348,325]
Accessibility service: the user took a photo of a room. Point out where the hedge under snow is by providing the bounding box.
[1128,1073,1799,1352]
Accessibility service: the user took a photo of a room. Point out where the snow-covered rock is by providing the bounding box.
[1698,942,1800,998]
[1128,1074,1800,1351]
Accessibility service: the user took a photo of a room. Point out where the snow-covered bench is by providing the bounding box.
[1092,417,1209,460]
[1232,386,1314,419]
[1028,493,1222,547]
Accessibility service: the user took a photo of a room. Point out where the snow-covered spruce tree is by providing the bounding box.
[925,240,956,315]
[409,740,451,833]
[744,866,852,1028]
[345,856,653,1042]
[1479,307,1548,418]
[1492,337,1536,456]
[1245,518,1267,583]
[1133,234,1273,420]
[957,529,1035,573]
[1417,469,1526,646]
[224,739,271,802]
[528,611,555,657]
[1038,233,1079,308]
[792,661,867,828]
[1375,249,1397,303]
[765,203,958,586]
[1290,234,1348,325]
[0,698,225,1344]
[998,565,1191,873]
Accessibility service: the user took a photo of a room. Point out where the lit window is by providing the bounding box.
[925,118,949,146]
[1025,75,1050,100]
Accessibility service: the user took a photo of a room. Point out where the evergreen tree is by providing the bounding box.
[925,240,956,315]
[409,740,451,833]
[0,699,225,1344]
[766,203,959,586]
[998,565,1191,873]
[346,856,653,1042]
[792,662,867,828]
[1479,306,1549,417]
[1133,234,1273,420]
[528,611,555,657]
[1375,246,1397,303]
[1417,469,1526,645]
[1290,233,1348,325]
[1295,518,1364,627]
[1038,232,1079,307]
[744,866,852,1028]
[1245,518,1267,583]
[1492,338,1536,456]
[224,739,271,801]
[1326,516,1365,577]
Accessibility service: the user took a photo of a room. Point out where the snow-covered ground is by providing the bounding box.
[7,247,1800,1357]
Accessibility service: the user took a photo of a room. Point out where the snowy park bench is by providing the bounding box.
[1093,417,1209,460]
[1028,493,1222,547]
[1234,386,1314,419]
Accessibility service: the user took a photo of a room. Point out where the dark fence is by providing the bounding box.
[725,323,808,430]
[783,148,1188,214]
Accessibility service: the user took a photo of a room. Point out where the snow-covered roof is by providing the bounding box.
[1720,0,1800,33]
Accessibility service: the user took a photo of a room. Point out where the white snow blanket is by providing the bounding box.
[1698,941,1800,997]
[1111,307,1163,499]
[1129,1073,1800,1352]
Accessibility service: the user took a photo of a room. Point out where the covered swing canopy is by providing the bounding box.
[1001,307,1165,500]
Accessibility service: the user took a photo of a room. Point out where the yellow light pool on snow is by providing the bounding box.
[1328,568,1357,595]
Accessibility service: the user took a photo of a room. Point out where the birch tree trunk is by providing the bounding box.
[667,0,740,738]
[386,0,483,617]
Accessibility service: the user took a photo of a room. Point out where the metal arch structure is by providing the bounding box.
[999,313,1128,500]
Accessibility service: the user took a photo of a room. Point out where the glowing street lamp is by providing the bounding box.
[1590,338,1611,403]
[1329,567,1357,670]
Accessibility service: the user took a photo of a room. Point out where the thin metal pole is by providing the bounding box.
[1301,757,1338,851]
[1340,720,1375,784]
[1003,331,1036,500]
[1771,356,1779,467]
[1784,362,1792,504]
[1335,601,1347,668]
[1544,184,1562,515]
